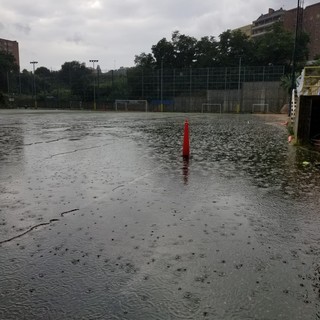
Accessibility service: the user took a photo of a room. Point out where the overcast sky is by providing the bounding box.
[1,0,319,72]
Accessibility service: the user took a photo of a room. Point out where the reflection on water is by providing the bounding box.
[0,124,25,185]
[1,112,320,320]
[182,157,189,185]
[136,114,320,202]
[0,125,24,163]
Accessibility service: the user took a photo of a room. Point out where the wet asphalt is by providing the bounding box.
[0,110,320,320]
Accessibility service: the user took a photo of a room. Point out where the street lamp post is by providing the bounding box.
[30,61,38,109]
[89,59,99,110]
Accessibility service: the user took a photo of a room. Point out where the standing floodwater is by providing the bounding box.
[0,110,320,320]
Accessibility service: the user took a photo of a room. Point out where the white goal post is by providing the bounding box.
[115,100,148,112]
[252,103,269,113]
[201,103,222,113]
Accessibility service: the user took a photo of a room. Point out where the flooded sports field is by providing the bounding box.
[0,110,320,320]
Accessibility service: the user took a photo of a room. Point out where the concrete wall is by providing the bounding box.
[172,81,287,113]
[204,81,287,113]
[241,81,287,113]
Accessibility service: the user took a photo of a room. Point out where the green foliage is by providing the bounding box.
[194,36,219,67]
[35,66,51,77]
[152,37,176,68]
[134,53,155,69]
[218,30,253,66]
[0,92,5,106]
[134,24,309,71]
[107,82,128,101]
[280,74,293,94]
[0,50,19,93]
[2,20,312,107]
[171,31,198,68]
[280,71,302,97]
[253,23,294,65]
[0,50,18,73]
[59,61,92,99]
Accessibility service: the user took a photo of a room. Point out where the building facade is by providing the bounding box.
[251,8,286,38]
[303,3,320,59]
[236,2,320,60]
[0,38,20,68]
[233,24,252,37]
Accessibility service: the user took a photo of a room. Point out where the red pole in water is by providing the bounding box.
[182,119,190,158]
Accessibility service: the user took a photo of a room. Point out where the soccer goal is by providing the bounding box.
[201,103,222,113]
[115,100,148,112]
[252,103,269,113]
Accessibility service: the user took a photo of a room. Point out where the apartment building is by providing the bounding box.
[0,38,20,68]
[237,2,320,60]
[251,8,286,38]
[234,24,252,37]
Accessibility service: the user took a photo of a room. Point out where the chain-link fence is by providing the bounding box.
[127,65,287,113]
[3,65,287,112]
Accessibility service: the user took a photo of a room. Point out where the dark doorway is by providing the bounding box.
[310,98,320,140]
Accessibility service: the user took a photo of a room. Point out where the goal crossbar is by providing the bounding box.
[201,103,222,113]
[115,100,148,112]
[252,103,269,113]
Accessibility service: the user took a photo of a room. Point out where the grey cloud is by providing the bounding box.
[14,23,31,35]
[66,33,84,44]
[1,0,319,71]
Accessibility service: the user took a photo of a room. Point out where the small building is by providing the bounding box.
[294,66,320,148]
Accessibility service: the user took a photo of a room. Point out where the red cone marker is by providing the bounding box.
[182,119,190,158]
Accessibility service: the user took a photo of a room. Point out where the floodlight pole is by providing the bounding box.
[89,59,99,110]
[237,57,242,113]
[30,61,38,109]
[160,57,164,112]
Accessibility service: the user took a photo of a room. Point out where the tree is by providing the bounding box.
[171,31,197,68]
[35,66,51,78]
[194,36,219,67]
[59,61,91,99]
[59,61,88,84]
[19,69,33,95]
[217,29,254,66]
[151,37,175,68]
[134,53,155,69]
[0,50,19,93]
[34,66,55,95]
[253,23,294,66]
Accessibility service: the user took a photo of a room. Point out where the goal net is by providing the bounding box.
[252,103,269,113]
[115,100,148,112]
[201,103,222,113]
